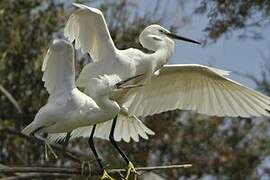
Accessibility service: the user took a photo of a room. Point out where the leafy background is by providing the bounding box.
[1,0,270,179]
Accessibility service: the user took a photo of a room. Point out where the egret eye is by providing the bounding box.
[152,36,162,41]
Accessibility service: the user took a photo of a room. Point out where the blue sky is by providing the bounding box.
[171,10,270,89]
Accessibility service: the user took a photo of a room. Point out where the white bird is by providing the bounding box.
[63,3,200,141]
[21,39,143,180]
[62,3,270,178]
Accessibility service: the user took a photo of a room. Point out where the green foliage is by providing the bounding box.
[0,0,65,122]
[195,0,270,41]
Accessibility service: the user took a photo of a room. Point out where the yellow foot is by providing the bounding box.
[101,169,115,180]
[125,161,137,180]
[44,141,58,160]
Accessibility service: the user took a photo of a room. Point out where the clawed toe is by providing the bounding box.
[125,161,137,180]
[44,142,58,160]
[101,169,115,180]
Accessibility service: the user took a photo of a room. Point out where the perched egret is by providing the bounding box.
[63,3,200,141]
[21,39,143,180]
[62,3,270,179]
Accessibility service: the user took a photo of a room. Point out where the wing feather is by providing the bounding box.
[125,64,270,118]
[42,40,75,96]
[122,119,130,142]
[64,3,116,61]
[205,74,214,114]
[215,82,233,116]
[209,78,223,116]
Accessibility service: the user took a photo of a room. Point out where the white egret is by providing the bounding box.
[63,2,200,141]
[21,39,143,180]
[62,3,270,179]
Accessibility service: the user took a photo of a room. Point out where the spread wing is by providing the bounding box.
[125,64,270,118]
[64,3,116,62]
[42,39,75,96]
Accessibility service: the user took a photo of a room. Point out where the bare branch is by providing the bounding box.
[0,164,192,178]
[0,85,22,114]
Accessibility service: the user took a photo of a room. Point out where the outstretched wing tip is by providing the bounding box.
[72,3,86,9]
[72,3,103,15]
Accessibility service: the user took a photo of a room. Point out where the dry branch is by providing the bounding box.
[1,127,192,179]
[0,85,22,114]
[0,164,192,179]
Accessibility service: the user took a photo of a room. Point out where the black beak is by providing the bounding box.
[165,32,201,45]
[115,74,144,89]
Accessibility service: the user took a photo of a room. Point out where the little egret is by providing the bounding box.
[62,3,270,178]
[63,3,200,141]
[21,39,143,180]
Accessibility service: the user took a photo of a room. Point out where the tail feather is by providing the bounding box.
[21,123,35,136]
[95,113,155,142]
[132,115,155,140]
[47,133,67,143]
[129,119,139,142]
[47,114,155,143]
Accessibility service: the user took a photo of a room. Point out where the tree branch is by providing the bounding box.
[0,85,22,115]
[0,164,192,178]
[1,128,192,178]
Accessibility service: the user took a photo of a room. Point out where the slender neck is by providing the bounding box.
[95,95,120,116]
[151,41,175,72]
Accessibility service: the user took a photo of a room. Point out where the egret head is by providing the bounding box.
[51,39,73,54]
[92,74,143,96]
[43,39,75,78]
[139,24,200,51]
[48,39,74,63]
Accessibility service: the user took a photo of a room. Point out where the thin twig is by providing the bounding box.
[135,164,192,171]
[0,85,22,114]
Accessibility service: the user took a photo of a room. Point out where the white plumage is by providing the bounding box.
[124,64,270,118]
[62,3,270,143]
[48,112,154,143]
[22,40,130,136]
[64,3,115,62]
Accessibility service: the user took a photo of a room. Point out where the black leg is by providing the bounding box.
[30,131,47,161]
[61,132,71,162]
[109,115,130,164]
[63,132,71,151]
[30,126,44,138]
[88,124,103,169]
[30,127,58,160]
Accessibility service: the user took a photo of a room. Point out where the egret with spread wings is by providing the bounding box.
[63,3,270,179]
